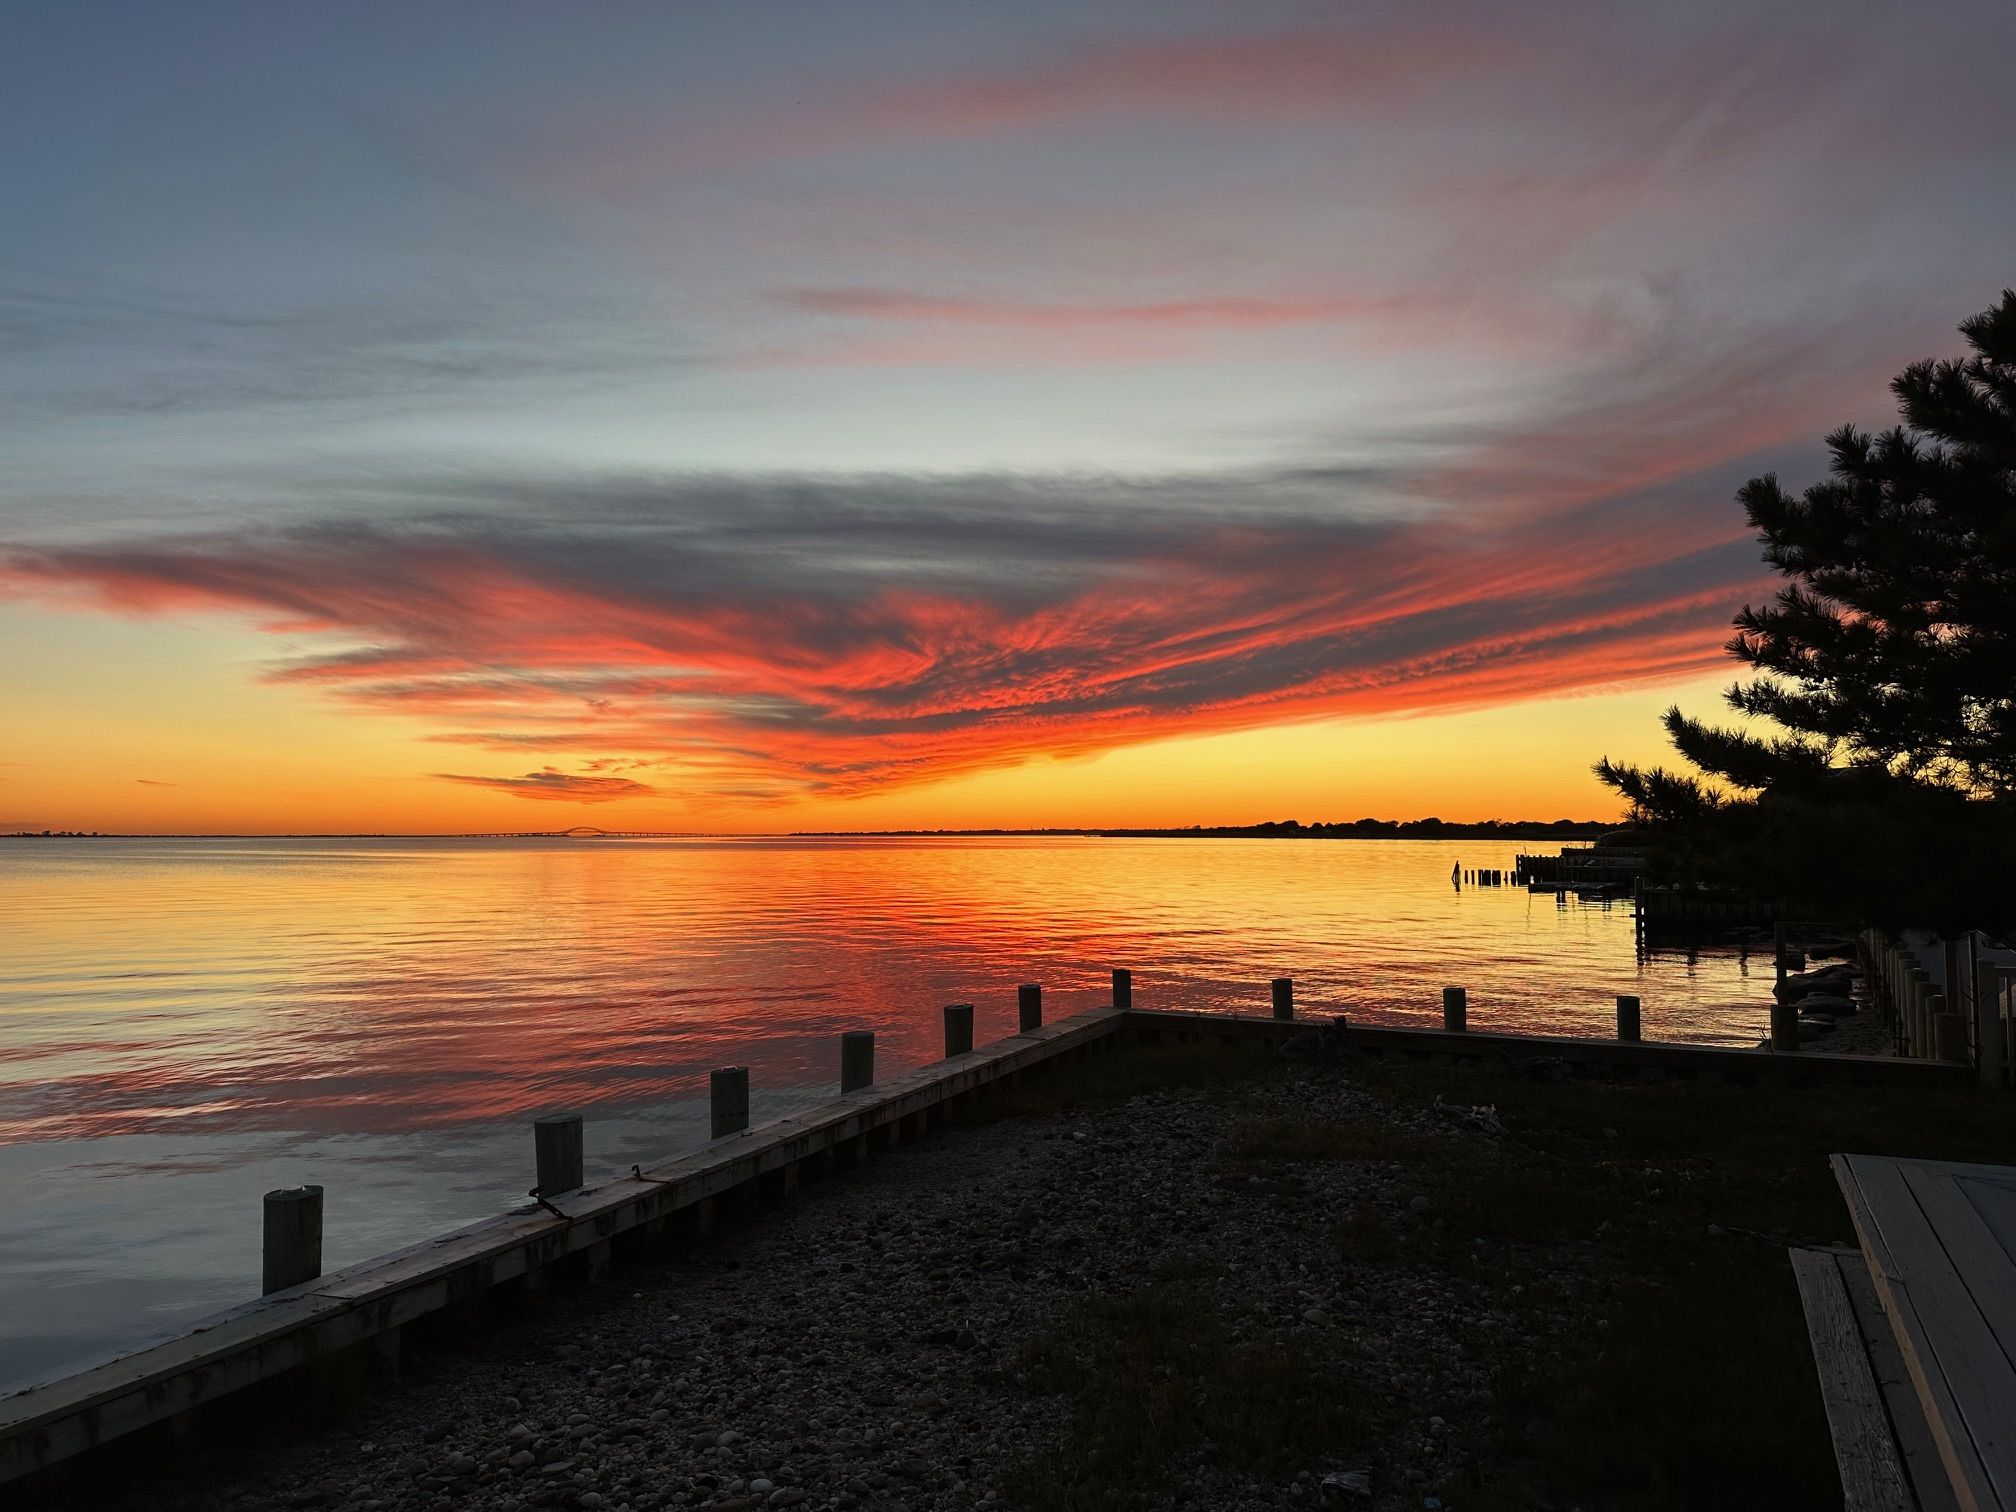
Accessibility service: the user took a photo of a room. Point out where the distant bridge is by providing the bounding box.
[457,826,703,840]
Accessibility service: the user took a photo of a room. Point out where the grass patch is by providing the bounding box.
[1482,1253,1829,1509]
[1353,1056,2016,1508]
[1008,1049,2016,1509]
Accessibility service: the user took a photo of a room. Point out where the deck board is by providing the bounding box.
[1791,1246,1915,1511]
[1836,1247,1967,1512]
[1835,1154,2016,1511]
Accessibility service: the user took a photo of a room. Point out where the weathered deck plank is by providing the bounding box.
[1835,1154,2016,1511]
[1837,1247,1967,1512]
[1791,1246,1917,1511]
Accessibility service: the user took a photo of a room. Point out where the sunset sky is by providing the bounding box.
[4,1,2014,834]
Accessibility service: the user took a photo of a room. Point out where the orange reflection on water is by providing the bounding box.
[0,836,1768,1144]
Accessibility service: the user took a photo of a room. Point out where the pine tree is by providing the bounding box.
[1597,291,2016,928]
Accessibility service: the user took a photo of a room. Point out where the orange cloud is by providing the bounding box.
[0,470,1765,805]
[434,768,658,803]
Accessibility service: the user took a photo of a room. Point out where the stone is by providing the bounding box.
[1774,971,1845,1002]
[1321,1467,1373,1499]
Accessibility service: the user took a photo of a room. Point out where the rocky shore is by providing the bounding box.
[111,1053,1566,1512]
[105,1016,2001,1512]
[1767,953,1890,1056]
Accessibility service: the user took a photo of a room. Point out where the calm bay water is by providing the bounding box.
[0,835,1771,1386]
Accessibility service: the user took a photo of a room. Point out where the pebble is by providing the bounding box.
[91,1066,1516,1512]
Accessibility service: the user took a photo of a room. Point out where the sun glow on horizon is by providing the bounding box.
[4,4,2011,832]
[3,599,1725,834]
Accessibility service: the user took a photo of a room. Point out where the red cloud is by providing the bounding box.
[9,312,1869,807]
[433,768,657,803]
[0,485,1764,806]
[525,22,1525,192]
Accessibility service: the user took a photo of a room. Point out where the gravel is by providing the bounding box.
[106,1061,1561,1512]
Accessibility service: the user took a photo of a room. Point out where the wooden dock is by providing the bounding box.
[1794,1154,2016,1509]
[0,1001,1982,1496]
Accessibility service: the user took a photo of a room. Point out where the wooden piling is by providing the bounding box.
[1770,998,1800,1053]
[1271,977,1294,1020]
[1974,958,2005,1090]
[840,1030,875,1093]
[1934,1008,1967,1064]
[261,1185,323,1296]
[943,1002,975,1057]
[1017,982,1043,1032]
[1442,986,1467,1033]
[1111,968,1133,1009]
[1615,994,1640,1042]
[533,1114,584,1196]
[710,1066,749,1138]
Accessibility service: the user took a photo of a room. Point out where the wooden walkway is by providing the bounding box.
[1796,1155,2016,1510]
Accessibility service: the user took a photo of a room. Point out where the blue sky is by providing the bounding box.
[3,1,2014,827]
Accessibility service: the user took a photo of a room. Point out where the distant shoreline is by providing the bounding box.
[788,821,1615,840]
[6,820,1615,842]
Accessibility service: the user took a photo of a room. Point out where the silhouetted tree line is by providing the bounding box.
[1598,291,2016,933]
[796,819,1612,839]
[1097,818,1611,839]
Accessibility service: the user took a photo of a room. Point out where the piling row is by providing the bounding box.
[1861,929,1954,1062]
[252,973,1723,1290]
[11,964,1983,1497]
[1436,983,1645,1043]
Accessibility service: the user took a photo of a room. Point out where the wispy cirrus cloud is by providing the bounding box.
[434,768,657,803]
[0,459,1765,805]
[0,252,1946,811]
[753,282,1655,371]
[531,23,1523,190]
[774,288,1366,331]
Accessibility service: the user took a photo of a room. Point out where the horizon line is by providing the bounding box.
[3,816,1625,841]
